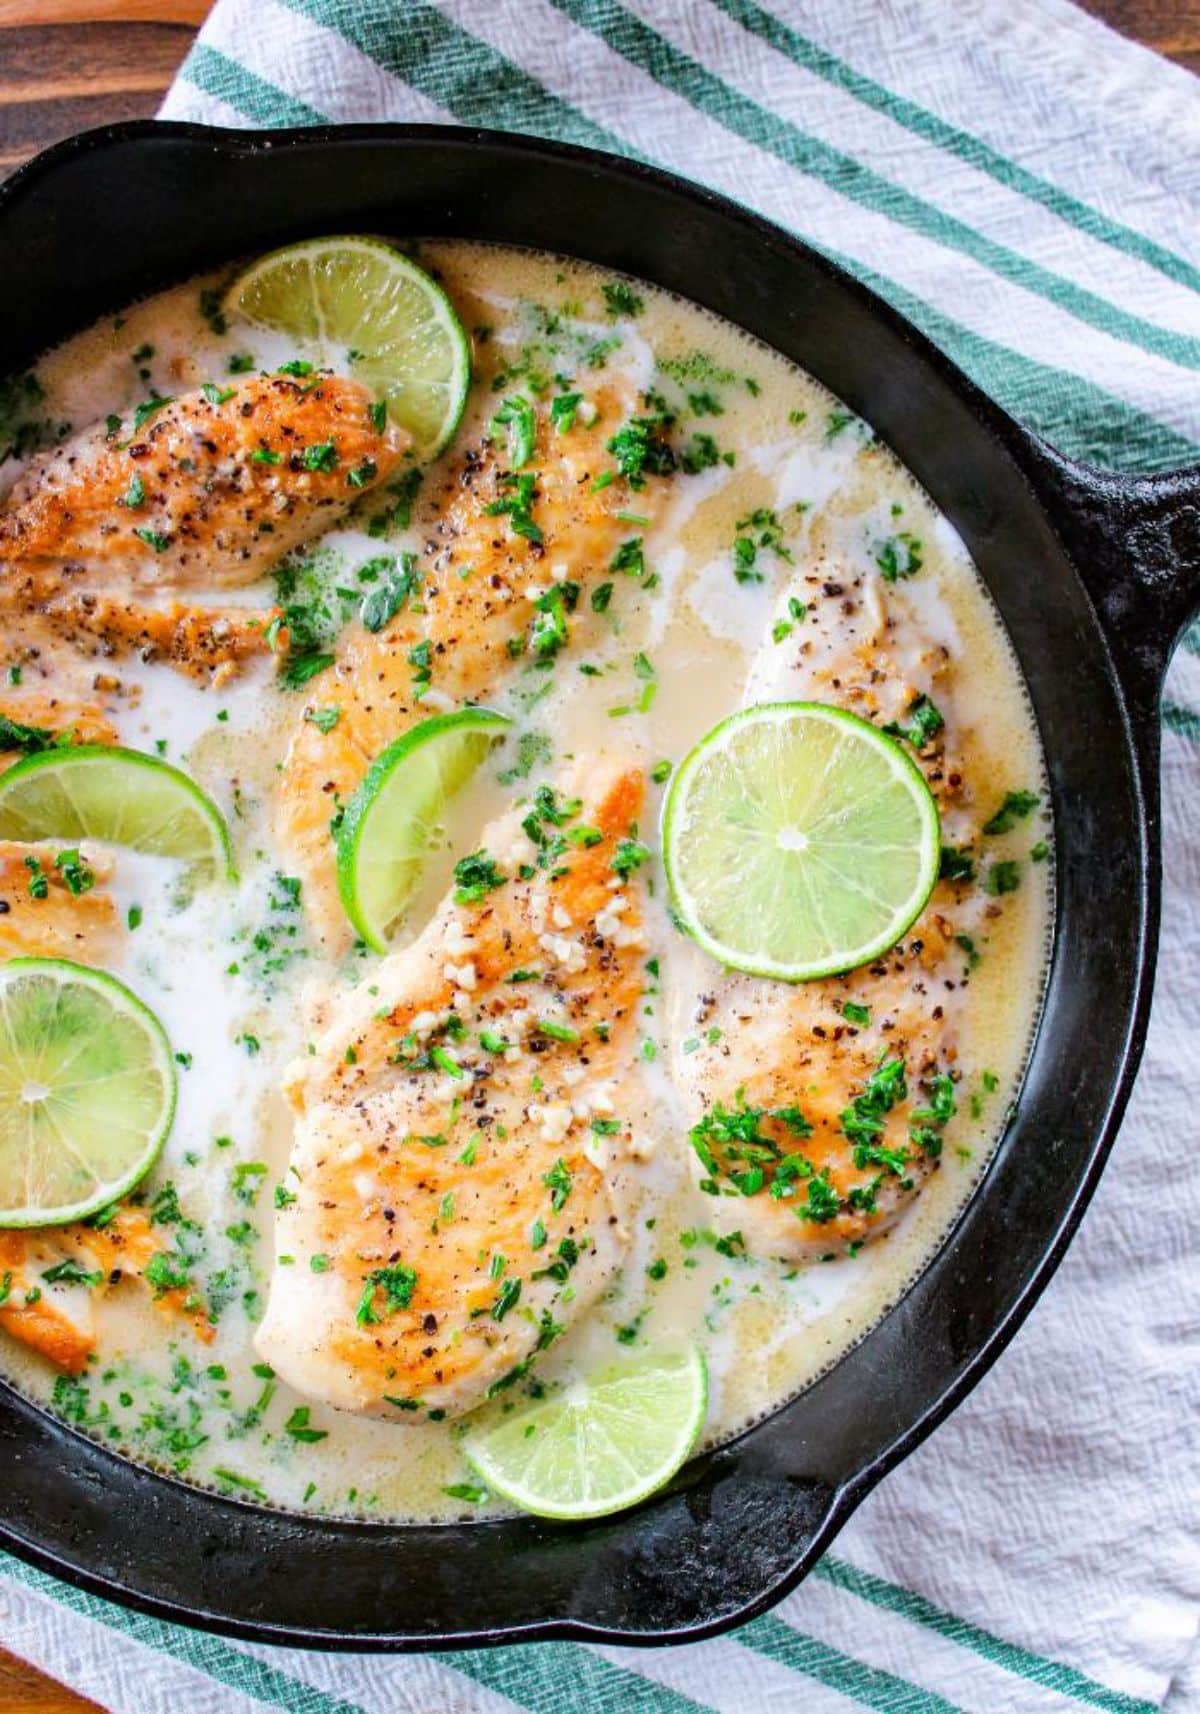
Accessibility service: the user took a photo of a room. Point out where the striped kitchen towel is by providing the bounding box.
[3,2,1199,1709]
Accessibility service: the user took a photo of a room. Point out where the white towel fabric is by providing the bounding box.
[1,4,1198,1710]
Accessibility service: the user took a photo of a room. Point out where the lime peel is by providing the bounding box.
[336,709,512,952]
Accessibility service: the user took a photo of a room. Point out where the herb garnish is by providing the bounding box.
[602,281,644,318]
[983,790,1040,835]
[485,471,543,543]
[874,532,923,581]
[883,695,943,749]
[491,394,537,469]
[360,552,419,633]
[453,851,507,906]
[0,714,69,756]
[606,411,676,488]
[355,1264,418,1326]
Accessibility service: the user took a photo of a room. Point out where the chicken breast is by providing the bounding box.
[0,840,119,962]
[0,1230,96,1374]
[257,757,650,1419]
[669,552,979,1260]
[0,372,409,590]
[0,1205,214,1375]
[276,380,666,944]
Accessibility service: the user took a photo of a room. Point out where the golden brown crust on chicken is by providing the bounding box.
[0,1205,213,1374]
[277,382,663,943]
[0,841,119,963]
[0,374,409,589]
[257,759,649,1418]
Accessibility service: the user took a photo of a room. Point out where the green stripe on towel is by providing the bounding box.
[816,1557,1157,1714]
[710,0,1200,298]
[546,0,1200,372]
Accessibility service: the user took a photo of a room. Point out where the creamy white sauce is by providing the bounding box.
[0,242,1051,1522]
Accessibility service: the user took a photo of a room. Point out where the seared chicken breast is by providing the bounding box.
[276,381,665,944]
[0,372,408,589]
[670,556,973,1260]
[257,758,649,1418]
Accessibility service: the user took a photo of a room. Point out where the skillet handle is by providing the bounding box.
[1020,443,1200,724]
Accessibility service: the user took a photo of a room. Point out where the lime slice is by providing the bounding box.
[0,958,176,1228]
[336,709,512,952]
[464,1343,707,1521]
[0,745,233,879]
[663,702,940,982]
[223,237,472,459]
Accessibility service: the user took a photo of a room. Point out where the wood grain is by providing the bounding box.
[1076,0,1200,72]
[0,2,1194,1709]
[0,1644,102,1713]
[0,21,197,172]
[0,3,209,25]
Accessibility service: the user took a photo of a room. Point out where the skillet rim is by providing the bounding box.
[0,118,1166,1651]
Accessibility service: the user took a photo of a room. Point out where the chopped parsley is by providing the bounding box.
[602,280,644,318]
[874,532,923,581]
[939,845,975,884]
[883,694,944,750]
[285,1406,328,1443]
[611,837,651,879]
[606,412,676,488]
[0,713,69,756]
[133,527,171,554]
[304,706,341,735]
[985,860,1021,896]
[611,537,645,579]
[485,471,542,543]
[367,467,422,539]
[732,509,794,586]
[497,730,552,785]
[528,581,578,659]
[453,850,507,906]
[983,790,1040,835]
[41,1259,103,1289]
[24,855,48,899]
[359,551,419,633]
[301,439,337,473]
[691,1095,815,1198]
[550,391,583,433]
[680,433,724,474]
[131,393,173,433]
[491,394,537,469]
[355,1264,418,1326]
[542,1158,573,1211]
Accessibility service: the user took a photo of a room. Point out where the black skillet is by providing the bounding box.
[0,122,1196,1652]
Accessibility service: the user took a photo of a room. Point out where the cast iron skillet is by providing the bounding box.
[0,122,1196,1652]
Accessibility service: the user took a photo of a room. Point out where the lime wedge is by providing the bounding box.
[336,709,512,952]
[662,702,940,982]
[463,1343,707,1521]
[0,958,176,1228]
[223,237,472,459]
[0,745,233,879]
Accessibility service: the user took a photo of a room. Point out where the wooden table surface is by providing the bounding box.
[0,0,1196,1707]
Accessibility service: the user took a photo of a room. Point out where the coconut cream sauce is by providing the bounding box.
[0,242,1051,1520]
